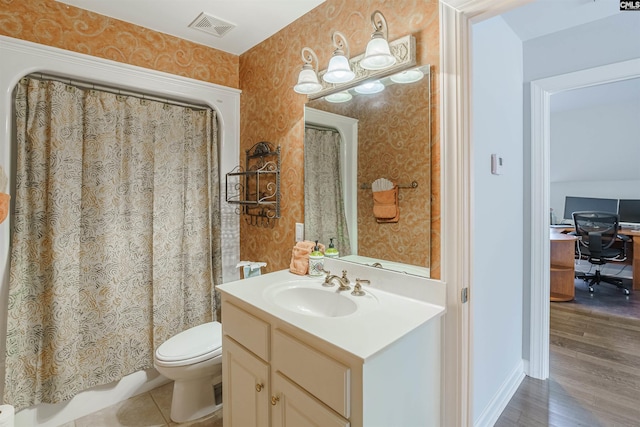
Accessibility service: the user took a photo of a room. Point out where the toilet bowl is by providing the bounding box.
[154,321,223,423]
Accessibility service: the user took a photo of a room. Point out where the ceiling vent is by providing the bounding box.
[188,12,235,38]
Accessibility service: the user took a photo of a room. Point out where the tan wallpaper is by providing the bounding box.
[0,0,441,279]
[308,76,431,268]
[0,0,239,88]
[239,0,441,278]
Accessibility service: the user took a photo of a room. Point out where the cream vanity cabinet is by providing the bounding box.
[222,300,351,427]
[220,290,442,427]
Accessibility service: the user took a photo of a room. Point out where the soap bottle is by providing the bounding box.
[308,240,325,276]
[325,238,339,258]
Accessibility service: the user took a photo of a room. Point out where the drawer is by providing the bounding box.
[272,329,350,418]
[222,302,270,361]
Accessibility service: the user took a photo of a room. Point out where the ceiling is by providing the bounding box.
[501,0,622,41]
[55,0,325,55]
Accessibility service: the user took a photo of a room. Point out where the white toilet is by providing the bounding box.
[154,321,223,423]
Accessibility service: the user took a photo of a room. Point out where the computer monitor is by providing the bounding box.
[618,199,640,226]
[562,196,618,222]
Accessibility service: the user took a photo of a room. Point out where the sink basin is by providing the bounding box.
[268,285,358,317]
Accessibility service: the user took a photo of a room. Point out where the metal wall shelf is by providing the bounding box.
[226,141,281,227]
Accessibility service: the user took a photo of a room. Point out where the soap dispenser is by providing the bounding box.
[309,240,325,276]
[325,238,339,258]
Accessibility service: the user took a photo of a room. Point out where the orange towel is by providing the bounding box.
[0,193,9,224]
[289,240,326,275]
[372,186,399,223]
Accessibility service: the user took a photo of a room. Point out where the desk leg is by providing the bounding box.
[634,237,639,291]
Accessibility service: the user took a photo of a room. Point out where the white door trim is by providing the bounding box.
[439,1,532,425]
[528,58,640,379]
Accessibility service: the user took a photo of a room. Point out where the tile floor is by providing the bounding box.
[61,382,223,427]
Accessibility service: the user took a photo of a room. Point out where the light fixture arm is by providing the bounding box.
[370,10,389,40]
[331,31,350,58]
[301,47,319,73]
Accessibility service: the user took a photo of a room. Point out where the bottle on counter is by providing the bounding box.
[325,238,339,258]
[308,240,325,276]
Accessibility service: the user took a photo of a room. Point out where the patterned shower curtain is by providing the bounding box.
[304,127,351,255]
[5,78,222,409]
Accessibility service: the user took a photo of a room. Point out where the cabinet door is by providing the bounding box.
[223,336,270,427]
[271,372,349,427]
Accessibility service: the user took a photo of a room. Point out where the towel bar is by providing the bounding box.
[360,181,418,190]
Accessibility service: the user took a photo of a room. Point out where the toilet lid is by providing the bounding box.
[156,321,222,364]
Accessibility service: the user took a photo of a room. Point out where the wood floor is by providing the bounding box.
[496,280,640,427]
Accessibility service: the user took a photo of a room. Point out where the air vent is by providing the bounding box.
[188,12,235,38]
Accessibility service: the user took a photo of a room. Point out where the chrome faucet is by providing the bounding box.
[323,269,351,291]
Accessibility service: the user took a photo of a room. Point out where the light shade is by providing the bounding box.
[294,64,322,94]
[323,55,355,84]
[325,91,352,103]
[390,69,424,84]
[360,10,396,71]
[354,80,385,95]
[360,37,396,70]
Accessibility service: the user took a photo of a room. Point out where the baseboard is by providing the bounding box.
[473,360,525,427]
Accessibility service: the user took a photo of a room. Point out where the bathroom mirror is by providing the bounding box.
[304,66,431,277]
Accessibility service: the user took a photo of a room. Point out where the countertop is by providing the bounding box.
[217,268,445,361]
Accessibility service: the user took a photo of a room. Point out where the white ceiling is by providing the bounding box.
[55,0,325,55]
[501,0,622,41]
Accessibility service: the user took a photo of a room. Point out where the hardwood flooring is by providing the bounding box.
[496,280,640,427]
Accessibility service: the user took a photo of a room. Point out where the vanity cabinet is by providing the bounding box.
[220,292,441,427]
[222,300,351,427]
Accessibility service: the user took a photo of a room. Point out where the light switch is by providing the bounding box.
[491,154,503,175]
[295,223,304,242]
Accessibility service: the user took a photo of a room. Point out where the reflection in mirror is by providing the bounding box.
[304,65,431,277]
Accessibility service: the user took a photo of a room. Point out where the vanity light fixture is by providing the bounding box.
[360,10,396,71]
[294,47,323,95]
[354,80,385,95]
[390,68,424,84]
[325,91,353,103]
[323,32,355,84]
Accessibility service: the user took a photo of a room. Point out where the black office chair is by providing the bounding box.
[572,211,630,295]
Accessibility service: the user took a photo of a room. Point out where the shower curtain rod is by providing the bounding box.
[26,73,210,111]
[305,123,339,133]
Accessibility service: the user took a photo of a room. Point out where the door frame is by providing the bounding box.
[439,1,533,425]
[528,58,640,379]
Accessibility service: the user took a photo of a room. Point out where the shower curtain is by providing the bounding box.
[5,78,222,409]
[304,127,351,255]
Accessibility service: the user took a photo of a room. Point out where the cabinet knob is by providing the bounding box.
[255,383,263,392]
[271,395,280,406]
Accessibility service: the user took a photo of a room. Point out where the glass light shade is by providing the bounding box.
[390,69,424,84]
[354,80,385,95]
[360,37,396,70]
[325,91,352,103]
[323,55,355,84]
[294,66,322,94]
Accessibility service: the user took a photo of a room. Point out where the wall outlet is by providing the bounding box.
[295,223,304,242]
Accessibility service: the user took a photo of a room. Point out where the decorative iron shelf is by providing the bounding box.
[226,141,281,227]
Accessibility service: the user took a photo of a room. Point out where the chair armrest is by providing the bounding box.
[617,234,631,242]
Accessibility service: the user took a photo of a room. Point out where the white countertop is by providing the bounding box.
[217,268,445,361]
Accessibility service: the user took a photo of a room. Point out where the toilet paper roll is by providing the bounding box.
[0,404,15,427]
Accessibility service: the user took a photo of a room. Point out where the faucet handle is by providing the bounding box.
[351,278,370,296]
[341,269,350,284]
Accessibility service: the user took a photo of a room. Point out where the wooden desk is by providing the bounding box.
[550,231,579,301]
[619,228,640,291]
[552,226,639,291]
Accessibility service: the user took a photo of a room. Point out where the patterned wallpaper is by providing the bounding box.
[0,0,441,279]
[308,76,432,268]
[0,0,239,88]
[239,0,441,278]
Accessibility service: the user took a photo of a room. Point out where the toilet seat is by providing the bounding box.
[155,321,222,367]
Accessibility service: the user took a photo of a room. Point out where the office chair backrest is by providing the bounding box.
[572,211,619,258]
